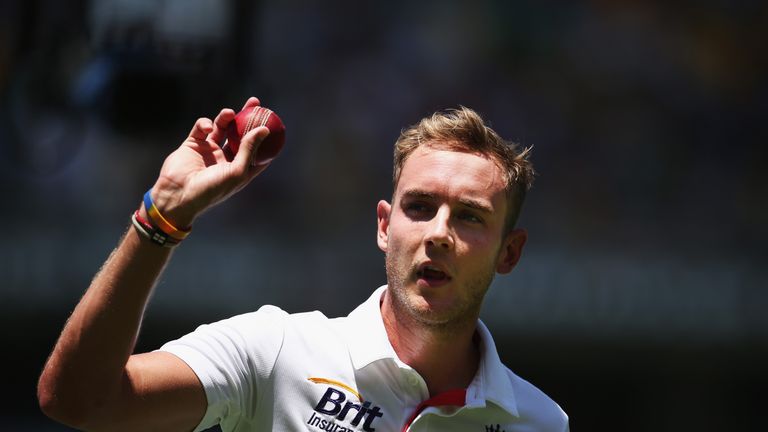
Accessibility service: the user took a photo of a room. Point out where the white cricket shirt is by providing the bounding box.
[160,286,569,431]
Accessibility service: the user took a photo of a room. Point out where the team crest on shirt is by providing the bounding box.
[306,377,384,431]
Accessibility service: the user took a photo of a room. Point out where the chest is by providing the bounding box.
[264,346,512,432]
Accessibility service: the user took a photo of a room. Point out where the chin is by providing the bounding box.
[405,294,463,326]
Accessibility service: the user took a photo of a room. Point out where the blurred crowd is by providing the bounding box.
[1,1,766,430]
[2,0,764,330]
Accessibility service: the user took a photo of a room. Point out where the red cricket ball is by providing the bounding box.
[226,105,286,165]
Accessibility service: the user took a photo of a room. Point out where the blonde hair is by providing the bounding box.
[393,106,535,231]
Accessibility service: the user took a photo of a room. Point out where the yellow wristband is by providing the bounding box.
[143,189,191,241]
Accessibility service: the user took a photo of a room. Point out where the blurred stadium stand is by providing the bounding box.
[1,0,766,430]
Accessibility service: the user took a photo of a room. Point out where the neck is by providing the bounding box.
[380,290,481,397]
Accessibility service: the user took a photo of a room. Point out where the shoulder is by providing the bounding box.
[192,304,292,346]
[277,310,353,355]
[159,305,292,373]
[505,367,569,431]
[195,306,341,358]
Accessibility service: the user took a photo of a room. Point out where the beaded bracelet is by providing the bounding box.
[142,189,192,241]
[132,210,180,247]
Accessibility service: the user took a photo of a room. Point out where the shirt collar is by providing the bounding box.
[469,319,519,417]
[345,285,397,369]
[343,286,519,418]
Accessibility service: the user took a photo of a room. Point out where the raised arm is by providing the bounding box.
[37,98,272,431]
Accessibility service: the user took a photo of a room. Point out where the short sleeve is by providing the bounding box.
[159,305,288,431]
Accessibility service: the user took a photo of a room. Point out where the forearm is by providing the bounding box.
[38,99,271,430]
[38,214,174,425]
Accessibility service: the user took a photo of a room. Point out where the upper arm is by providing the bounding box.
[97,306,289,432]
[90,351,207,432]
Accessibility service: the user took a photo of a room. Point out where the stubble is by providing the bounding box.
[384,250,496,333]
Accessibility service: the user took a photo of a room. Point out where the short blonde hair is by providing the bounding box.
[393,107,535,232]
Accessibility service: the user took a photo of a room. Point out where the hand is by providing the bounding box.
[146,97,272,227]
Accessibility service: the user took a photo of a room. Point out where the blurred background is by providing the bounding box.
[1,0,766,430]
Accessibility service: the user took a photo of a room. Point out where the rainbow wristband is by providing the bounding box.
[132,210,179,247]
[143,189,191,241]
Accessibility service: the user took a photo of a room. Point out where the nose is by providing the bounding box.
[424,206,455,250]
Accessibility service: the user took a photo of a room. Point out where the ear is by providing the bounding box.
[496,228,527,274]
[376,200,391,252]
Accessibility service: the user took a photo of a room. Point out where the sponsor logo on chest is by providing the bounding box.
[306,377,384,432]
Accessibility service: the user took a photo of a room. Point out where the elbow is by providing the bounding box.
[37,371,121,432]
[37,382,66,424]
[37,372,91,429]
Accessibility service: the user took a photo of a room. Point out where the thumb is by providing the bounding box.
[234,126,270,169]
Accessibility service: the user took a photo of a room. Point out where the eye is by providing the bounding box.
[458,211,483,224]
[403,201,433,218]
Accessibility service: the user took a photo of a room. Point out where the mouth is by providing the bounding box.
[416,263,452,285]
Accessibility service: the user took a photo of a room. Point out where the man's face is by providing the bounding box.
[377,145,527,329]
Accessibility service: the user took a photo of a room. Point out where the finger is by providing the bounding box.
[244,142,276,180]
[219,99,259,160]
[231,161,269,193]
[247,160,270,179]
[189,118,214,142]
[241,97,260,111]
[208,108,236,147]
[222,144,235,162]
[233,126,270,171]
